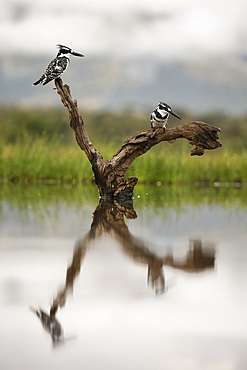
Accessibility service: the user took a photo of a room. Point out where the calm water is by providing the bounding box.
[0,185,247,370]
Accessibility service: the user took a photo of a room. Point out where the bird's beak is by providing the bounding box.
[170,110,181,120]
[71,51,84,57]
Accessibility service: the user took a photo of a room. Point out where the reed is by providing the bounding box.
[127,146,247,184]
[0,134,92,184]
[1,135,247,185]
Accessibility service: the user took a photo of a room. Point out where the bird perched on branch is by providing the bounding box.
[150,102,181,131]
[33,44,84,86]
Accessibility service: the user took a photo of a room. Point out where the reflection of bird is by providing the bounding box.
[147,262,165,295]
[150,102,181,131]
[30,307,64,342]
[33,44,84,86]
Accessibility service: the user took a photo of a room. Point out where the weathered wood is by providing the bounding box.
[49,199,215,307]
[55,77,222,198]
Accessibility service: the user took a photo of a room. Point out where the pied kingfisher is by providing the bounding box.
[30,307,63,342]
[33,44,84,86]
[150,102,181,131]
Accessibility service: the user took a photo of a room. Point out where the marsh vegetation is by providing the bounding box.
[1,106,247,185]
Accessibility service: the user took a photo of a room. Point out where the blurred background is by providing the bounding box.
[1,0,247,113]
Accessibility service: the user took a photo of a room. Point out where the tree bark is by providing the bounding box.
[55,77,222,198]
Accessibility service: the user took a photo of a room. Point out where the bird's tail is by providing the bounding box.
[29,306,41,317]
[32,76,44,86]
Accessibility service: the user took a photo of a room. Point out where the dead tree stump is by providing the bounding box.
[55,77,222,198]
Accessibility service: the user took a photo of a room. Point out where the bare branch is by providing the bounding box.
[55,78,104,166]
[54,78,222,198]
[111,121,221,174]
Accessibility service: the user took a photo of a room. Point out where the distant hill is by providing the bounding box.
[1,54,247,114]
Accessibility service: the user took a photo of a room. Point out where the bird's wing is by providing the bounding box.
[43,57,69,85]
[56,57,69,72]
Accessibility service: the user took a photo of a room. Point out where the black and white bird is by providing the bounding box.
[30,306,64,342]
[33,44,84,86]
[150,102,181,131]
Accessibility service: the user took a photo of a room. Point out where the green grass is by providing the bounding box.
[0,134,93,184]
[1,134,247,185]
[1,106,247,185]
[127,145,247,184]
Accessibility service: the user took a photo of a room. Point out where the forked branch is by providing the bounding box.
[55,78,222,198]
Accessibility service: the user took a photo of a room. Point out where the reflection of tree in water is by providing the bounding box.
[30,306,64,344]
[31,199,215,342]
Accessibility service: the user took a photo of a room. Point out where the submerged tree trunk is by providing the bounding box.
[55,77,222,198]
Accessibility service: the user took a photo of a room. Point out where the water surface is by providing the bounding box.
[0,185,247,370]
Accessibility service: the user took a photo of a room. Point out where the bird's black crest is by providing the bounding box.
[159,102,172,111]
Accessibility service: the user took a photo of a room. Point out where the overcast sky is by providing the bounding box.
[1,0,246,62]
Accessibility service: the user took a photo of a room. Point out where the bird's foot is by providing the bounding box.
[150,128,156,138]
